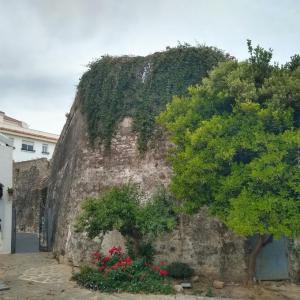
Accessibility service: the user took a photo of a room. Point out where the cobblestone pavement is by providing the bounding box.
[0,253,232,300]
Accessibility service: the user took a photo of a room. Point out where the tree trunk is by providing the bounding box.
[131,237,141,257]
[126,230,142,258]
[247,234,271,285]
[179,214,184,260]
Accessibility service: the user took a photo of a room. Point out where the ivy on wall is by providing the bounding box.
[78,44,227,152]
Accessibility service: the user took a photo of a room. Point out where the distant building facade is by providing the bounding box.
[0,111,59,162]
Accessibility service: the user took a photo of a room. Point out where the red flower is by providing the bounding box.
[103,256,110,263]
[94,246,135,274]
[159,270,168,277]
[109,246,122,255]
[123,257,132,265]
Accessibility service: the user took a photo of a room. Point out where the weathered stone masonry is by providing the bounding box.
[46,96,248,281]
[13,158,49,233]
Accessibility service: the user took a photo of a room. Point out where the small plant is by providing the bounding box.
[206,286,213,297]
[166,262,194,279]
[7,187,13,195]
[72,246,172,294]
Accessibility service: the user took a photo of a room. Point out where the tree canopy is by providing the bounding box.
[158,41,300,239]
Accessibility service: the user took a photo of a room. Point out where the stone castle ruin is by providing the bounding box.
[40,46,299,282]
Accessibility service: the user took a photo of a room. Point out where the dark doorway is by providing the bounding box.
[39,187,53,252]
[11,188,48,254]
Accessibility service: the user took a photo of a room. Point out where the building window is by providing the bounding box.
[42,144,49,154]
[21,140,35,152]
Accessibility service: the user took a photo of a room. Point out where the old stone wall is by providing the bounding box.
[44,49,299,283]
[154,210,247,281]
[288,238,300,282]
[46,96,247,281]
[13,158,50,233]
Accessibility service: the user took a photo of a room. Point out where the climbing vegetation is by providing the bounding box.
[158,40,300,282]
[78,44,227,151]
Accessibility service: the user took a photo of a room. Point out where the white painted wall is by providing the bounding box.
[4,133,56,162]
[0,135,13,254]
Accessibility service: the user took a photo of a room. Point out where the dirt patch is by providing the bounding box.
[186,280,300,299]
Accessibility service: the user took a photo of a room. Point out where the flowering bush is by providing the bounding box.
[92,247,133,273]
[73,246,173,294]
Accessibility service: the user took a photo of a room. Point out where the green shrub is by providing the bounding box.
[72,246,173,294]
[138,242,156,264]
[166,262,194,279]
[75,184,177,258]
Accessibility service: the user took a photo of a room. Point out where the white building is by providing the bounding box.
[0,134,13,254]
[0,111,59,162]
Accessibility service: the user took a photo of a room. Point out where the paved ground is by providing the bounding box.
[1,252,299,300]
[15,233,39,253]
[0,253,232,300]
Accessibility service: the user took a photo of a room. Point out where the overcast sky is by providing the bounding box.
[0,0,299,135]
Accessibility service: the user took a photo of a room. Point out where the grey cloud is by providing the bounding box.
[0,75,74,99]
[0,0,299,134]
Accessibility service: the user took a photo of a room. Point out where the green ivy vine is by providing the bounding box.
[78,44,227,152]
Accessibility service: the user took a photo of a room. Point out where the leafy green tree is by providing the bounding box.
[75,184,176,257]
[158,41,300,283]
